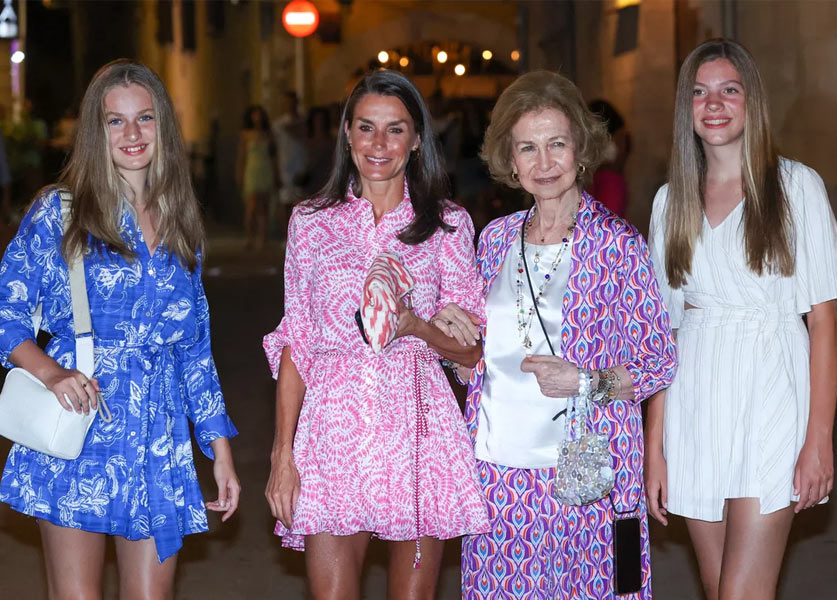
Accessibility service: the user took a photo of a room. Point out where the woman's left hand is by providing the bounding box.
[793,436,834,512]
[520,355,580,398]
[206,438,241,522]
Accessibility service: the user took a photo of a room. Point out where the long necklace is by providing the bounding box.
[515,204,578,353]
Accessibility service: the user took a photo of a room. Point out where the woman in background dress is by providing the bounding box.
[237,104,277,250]
[263,69,488,600]
[646,39,837,600]
[0,60,239,598]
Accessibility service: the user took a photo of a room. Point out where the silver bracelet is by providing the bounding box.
[577,367,593,398]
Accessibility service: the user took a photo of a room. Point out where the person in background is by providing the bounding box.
[298,106,334,199]
[237,104,277,251]
[273,92,307,238]
[588,99,630,218]
[646,39,837,600]
[0,59,240,598]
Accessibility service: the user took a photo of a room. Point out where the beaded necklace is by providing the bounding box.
[516,204,578,353]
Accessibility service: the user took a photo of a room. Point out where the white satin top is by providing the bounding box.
[474,241,571,469]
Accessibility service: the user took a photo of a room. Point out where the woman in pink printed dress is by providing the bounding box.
[263,70,489,599]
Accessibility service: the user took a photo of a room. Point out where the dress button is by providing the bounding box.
[145,311,152,317]
[363,416,371,424]
[148,267,155,276]
[364,376,373,384]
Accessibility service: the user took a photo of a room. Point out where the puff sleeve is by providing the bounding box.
[178,257,238,459]
[620,229,678,402]
[435,205,485,323]
[786,161,837,313]
[263,205,316,386]
[0,190,63,368]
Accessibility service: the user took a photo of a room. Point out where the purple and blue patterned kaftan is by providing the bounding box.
[461,192,677,599]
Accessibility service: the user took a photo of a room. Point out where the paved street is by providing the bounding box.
[0,234,835,599]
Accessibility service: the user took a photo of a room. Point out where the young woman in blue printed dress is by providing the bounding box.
[0,60,240,598]
[646,39,837,600]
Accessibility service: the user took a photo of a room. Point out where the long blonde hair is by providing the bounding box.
[666,39,793,287]
[60,59,204,270]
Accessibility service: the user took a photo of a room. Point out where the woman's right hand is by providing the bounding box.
[430,302,481,347]
[43,366,100,415]
[265,451,300,529]
[644,448,669,526]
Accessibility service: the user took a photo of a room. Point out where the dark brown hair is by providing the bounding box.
[310,69,453,245]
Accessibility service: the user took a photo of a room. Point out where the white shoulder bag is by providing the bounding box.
[0,191,111,460]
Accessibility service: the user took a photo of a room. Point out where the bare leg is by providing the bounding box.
[686,512,727,600]
[39,520,107,600]
[718,499,793,600]
[244,193,256,249]
[305,532,371,600]
[114,536,178,600]
[254,192,269,249]
[387,537,444,600]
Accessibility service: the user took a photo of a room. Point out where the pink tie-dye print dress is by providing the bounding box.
[264,185,490,550]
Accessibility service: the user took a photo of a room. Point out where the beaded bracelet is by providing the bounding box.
[578,367,593,398]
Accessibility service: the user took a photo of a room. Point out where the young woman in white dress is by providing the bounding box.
[645,38,837,600]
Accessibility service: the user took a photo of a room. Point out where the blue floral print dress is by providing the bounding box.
[0,188,237,562]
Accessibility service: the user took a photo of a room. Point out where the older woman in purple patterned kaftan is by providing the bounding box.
[435,71,677,599]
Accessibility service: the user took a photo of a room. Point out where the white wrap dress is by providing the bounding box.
[649,159,837,521]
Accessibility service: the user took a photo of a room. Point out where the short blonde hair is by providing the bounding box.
[481,70,608,188]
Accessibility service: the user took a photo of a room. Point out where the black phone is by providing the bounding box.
[612,516,642,595]
[354,309,369,345]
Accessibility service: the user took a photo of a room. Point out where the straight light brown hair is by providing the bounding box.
[666,39,793,287]
[60,59,204,270]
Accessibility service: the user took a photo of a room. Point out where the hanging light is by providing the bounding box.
[399,56,409,67]
[436,50,448,64]
[377,50,389,64]
[510,49,520,62]
[482,50,493,60]
[454,64,466,76]
[10,50,23,64]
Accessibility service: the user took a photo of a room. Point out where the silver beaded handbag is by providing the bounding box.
[551,387,614,506]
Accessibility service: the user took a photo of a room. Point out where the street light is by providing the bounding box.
[510,49,520,62]
[377,50,389,64]
[482,50,493,60]
[10,50,23,64]
[399,56,409,67]
[436,50,448,64]
[454,64,465,76]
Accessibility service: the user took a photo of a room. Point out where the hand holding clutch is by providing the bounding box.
[360,253,415,353]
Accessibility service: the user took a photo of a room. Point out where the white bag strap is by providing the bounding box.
[60,192,95,378]
[29,190,109,421]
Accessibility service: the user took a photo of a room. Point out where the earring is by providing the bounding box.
[512,170,519,181]
[577,164,586,176]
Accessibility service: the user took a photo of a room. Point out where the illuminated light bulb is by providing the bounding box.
[377,50,389,64]
[510,49,520,62]
[454,64,466,76]
[10,50,24,64]
[436,50,448,64]
[482,50,493,60]
[399,56,409,67]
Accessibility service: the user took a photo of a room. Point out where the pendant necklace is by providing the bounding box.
[515,203,578,353]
